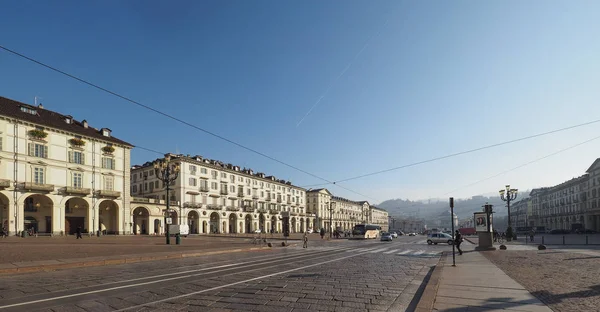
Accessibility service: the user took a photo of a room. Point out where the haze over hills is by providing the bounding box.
[378,190,532,221]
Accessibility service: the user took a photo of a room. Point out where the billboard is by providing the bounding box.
[474,212,489,232]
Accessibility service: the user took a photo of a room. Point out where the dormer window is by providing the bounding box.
[100,128,112,137]
[64,115,73,124]
[20,106,37,115]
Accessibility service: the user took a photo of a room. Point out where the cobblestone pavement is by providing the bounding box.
[483,250,600,312]
[0,235,448,311]
[0,234,316,264]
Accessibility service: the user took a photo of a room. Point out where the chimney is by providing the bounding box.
[82,120,88,128]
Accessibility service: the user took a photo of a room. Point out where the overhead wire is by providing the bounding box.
[0,44,377,202]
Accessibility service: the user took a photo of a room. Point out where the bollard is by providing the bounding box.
[562,236,565,245]
[176,233,181,245]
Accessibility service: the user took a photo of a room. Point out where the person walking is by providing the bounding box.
[320,228,325,239]
[529,228,535,242]
[454,230,463,255]
[303,232,308,248]
[76,226,83,239]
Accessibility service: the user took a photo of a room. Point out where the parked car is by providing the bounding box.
[254,229,262,234]
[390,232,398,238]
[426,233,454,245]
[380,232,393,241]
[409,232,417,236]
[306,229,314,234]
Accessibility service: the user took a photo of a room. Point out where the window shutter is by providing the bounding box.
[81,153,85,165]
[68,151,73,163]
[28,143,33,156]
[44,146,48,158]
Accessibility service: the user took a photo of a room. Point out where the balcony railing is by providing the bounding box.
[299,213,306,217]
[220,190,229,195]
[252,194,259,199]
[257,208,267,214]
[226,206,239,212]
[63,187,91,196]
[266,197,272,201]
[132,197,150,203]
[243,205,255,212]
[184,202,202,208]
[0,179,11,188]
[207,204,222,210]
[238,191,244,197]
[97,190,121,198]
[269,209,279,215]
[199,186,209,192]
[290,212,298,216]
[21,182,54,192]
[287,200,292,204]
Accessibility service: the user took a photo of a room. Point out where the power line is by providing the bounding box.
[0,45,377,202]
[333,119,600,184]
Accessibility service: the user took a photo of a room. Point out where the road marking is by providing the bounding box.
[115,251,370,311]
[369,247,390,253]
[0,247,351,310]
[383,249,400,254]
[412,250,424,255]
[398,250,412,255]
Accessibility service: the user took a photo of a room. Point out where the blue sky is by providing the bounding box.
[2,1,600,204]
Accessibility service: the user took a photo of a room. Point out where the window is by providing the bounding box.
[149,182,154,192]
[190,165,196,172]
[20,106,37,115]
[34,167,45,184]
[28,143,48,158]
[149,170,154,176]
[145,183,148,191]
[189,178,197,186]
[104,176,114,191]
[221,173,227,178]
[68,151,85,164]
[211,170,217,179]
[201,168,207,174]
[0,137,2,151]
[230,175,235,183]
[200,180,208,190]
[247,188,251,195]
[239,177,243,182]
[132,185,138,193]
[73,172,83,188]
[230,185,235,192]
[211,182,218,190]
[102,157,115,169]
[155,181,158,188]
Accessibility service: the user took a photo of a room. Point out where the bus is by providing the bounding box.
[352,224,382,239]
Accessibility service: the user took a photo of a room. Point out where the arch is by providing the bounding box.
[65,197,89,235]
[229,213,238,234]
[291,217,296,233]
[132,207,150,235]
[245,215,253,233]
[270,216,277,234]
[188,210,199,234]
[306,218,310,233]
[209,212,220,234]
[23,194,54,235]
[99,200,119,234]
[300,218,305,233]
[259,213,265,233]
[0,193,9,232]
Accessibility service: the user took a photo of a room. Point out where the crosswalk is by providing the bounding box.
[298,245,443,258]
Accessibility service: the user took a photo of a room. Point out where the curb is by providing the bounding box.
[0,246,272,275]
[414,251,447,312]
[464,237,476,244]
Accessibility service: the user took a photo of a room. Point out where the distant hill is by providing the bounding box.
[378,191,531,221]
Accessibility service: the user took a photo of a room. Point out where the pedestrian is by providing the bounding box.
[320,228,325,239]
[76,226,82,239]
[529,228,535,242]
[303,232,308,248]
[454,230,463,255]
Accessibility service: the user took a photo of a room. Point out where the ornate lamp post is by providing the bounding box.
[154,155,180,245]
[328,202,335,238]
[499,185,518,238]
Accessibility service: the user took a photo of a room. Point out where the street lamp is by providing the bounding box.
[499,185,518,237]
[154,155,180,245]
[328,202,335,238]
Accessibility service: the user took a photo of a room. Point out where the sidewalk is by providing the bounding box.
[417,244,553,312]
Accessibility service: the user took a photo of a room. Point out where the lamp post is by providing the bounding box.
[328,202,335,238]
[154,155,180,245]
[499,185,518,238]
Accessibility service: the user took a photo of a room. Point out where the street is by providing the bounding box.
[0,235,453,312]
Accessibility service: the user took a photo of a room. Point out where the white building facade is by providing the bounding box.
[369,206,389,232]
[0,96,132,236]
[130,154,313,235]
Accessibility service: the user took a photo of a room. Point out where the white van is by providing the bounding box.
[168,224,190,237]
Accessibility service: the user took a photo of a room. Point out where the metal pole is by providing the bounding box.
[165,168,171,245]
[450,197,455,267]
[329,202,332,239]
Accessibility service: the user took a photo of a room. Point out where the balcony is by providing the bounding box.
[132,197,150,203]
[63,187,91,196]
[266,197,272,201]
[269,209,279,215]
[238,191,244,197]
[226,206,239,212]
[257,208,267,214]
[199,186,209,192]
[96,190,121,198]
[21,182,54,192]
[252,194,259,199]
[243,205,255,213]
[220,190,229,195]
[207,204,222,210]
[290,212,298,216]
[299,212,306,217]
[287,199,292,204]
[277,198,282,203]
[0,179,10,189]
[183,202,202,208]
